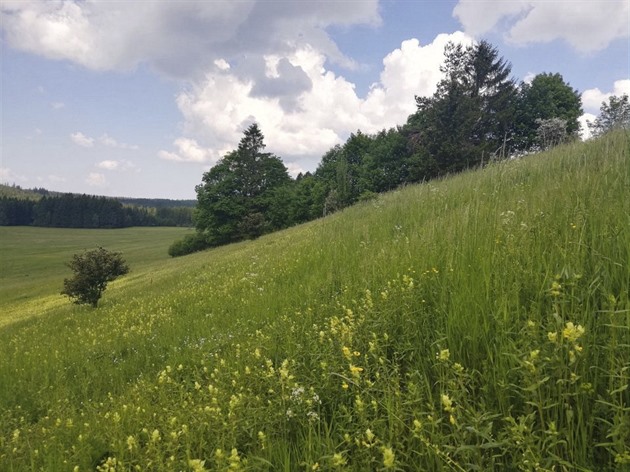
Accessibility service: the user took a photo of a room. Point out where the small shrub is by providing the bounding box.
[168,232,210,257]
[61,247,129,307]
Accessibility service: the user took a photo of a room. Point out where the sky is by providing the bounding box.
[1,0,629,200]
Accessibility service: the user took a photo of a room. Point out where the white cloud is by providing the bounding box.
[453,0,629,52]
[85,172,106,187]
[50,101,65,109]
[165,32,471,171]
[581,79,630,114]
[0,0,379,76]
[70,131,94,147]
[96,159,136,171]
[98,133,139,150]
[285,162,306,178]
[0,167,14,183]
[96,160,119,171]
[579,113,597,140]
[70,132,138,150]
[158,137,221,164]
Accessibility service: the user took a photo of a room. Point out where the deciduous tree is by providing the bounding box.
[61,247,129,307]
[515,73,582,151]
[589,94,630,138]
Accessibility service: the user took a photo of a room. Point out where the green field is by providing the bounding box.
[1,133,629,471]
[0,227,191,326]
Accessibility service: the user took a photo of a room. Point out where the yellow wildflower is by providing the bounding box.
[550,281,562,297]
[126,435,136,451]
[441,394,454,412]
[382,446,395,468]
[342,346,352,360]
[547,331,558,343]
[349,364,363,378]
[437,349,450,362]
[562,322,585,342]
[332,452,346,467]
[228,448,241,470]
[188,459,206,472]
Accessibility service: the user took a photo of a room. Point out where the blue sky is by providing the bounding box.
[1,0,629,199]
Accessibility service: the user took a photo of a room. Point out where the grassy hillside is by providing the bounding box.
[1,133,629,471]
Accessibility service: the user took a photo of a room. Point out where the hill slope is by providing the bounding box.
[1,132,629,470]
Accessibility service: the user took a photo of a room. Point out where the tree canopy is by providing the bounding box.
[195,124,292,246]
[61,247,130,307]
[409,40,518,174]
[589,94,630,138]
[172,40,596,257]
[515,73,583,150]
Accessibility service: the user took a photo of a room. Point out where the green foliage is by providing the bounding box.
[195,124,292,246]
[515,73,583,151]
[535,117,569,150]
[167,232,210,257]
[61,247,130,307]
[410,40,518,174]
[589,94,630,138]
[0,188,193,228]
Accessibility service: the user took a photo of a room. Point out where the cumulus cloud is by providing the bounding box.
[0,167,14,183]
[96,159,136,172]
[164,32,471,171]
[70,131,94,147]
[282,162,305,178]
[4,2,472,174]
[0,0,379,76]
[453,0,629,52]
[70,131,138,150]
[579,113,597,140]
[581,79,630,113]
[98,134,139,150]
[158,137,222,164]
[85,172,106,187]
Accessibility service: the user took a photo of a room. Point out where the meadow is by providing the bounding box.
[1,132,629,471]
[0,227,191,327]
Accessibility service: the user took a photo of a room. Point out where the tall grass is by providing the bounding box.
[1,132,628,471]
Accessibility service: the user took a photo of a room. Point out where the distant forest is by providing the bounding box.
[0,189,194,228]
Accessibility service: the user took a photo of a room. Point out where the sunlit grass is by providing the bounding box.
[0,226,191,324]
[1,132,628,471]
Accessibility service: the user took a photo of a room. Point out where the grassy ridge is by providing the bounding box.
[1,133,629,470]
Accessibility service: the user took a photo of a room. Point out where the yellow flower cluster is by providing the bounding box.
[562,322,585,343]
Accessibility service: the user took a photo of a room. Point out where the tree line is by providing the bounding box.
[0,193,193,228]
[170,40,629,257]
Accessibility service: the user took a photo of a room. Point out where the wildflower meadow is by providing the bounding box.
[1,132,629,470]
